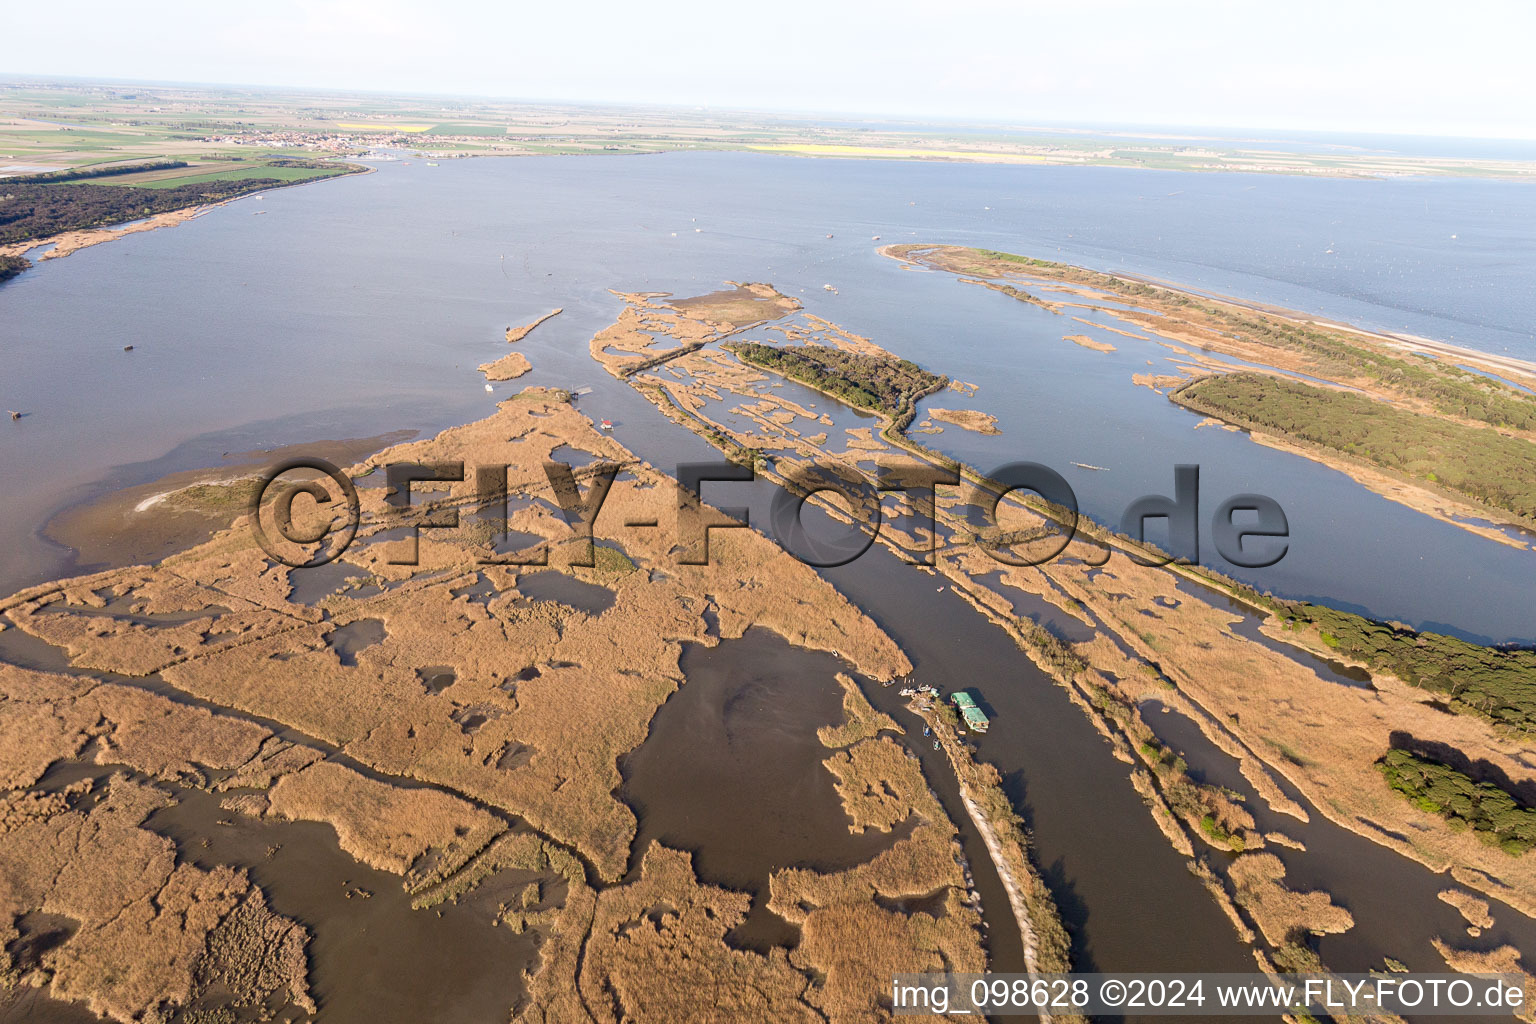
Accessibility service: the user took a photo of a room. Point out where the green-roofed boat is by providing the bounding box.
[950,691,989,733]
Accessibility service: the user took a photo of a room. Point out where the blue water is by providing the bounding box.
[1,152,1533,640]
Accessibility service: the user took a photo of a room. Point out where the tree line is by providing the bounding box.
[1174,371,1536,521]
[4,177,290,244]
[1274,600,1536,733]
[0,254,27,284]
[727,341,946,420]
[1379,749,1536,855]
[5,160,188,185]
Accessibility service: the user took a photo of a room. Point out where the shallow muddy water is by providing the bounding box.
[147,785,539,1024]
[619,479,1260,992]
[27,761,541,1024]
[621,629,923,953]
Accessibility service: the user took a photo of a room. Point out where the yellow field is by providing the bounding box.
[749,143,1047,163]
[335,122,433,132]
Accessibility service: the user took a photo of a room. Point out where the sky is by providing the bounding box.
[7,0,1535,139]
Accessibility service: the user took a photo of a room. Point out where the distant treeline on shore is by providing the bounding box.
[3,160,189,185]
[1173,371,1536,522]
[0,159,360,246]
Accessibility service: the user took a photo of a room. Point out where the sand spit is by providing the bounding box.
[905,695,1079,1021]
[886,242,1536,546]
[0,206,213,262]
[505,308,562,343]
[1063,333,1116,353]
[42,431,417,575]
[0,166,372,267]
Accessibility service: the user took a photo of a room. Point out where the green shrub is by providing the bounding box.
[1378,749,1536,855]
[727,341,946,420]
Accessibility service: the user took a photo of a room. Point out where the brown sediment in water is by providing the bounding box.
[817,672,898,748]
[0,665,315,1021]
[590,283,801,378]
[668,281,802,327]
[1068,316,1146,341]
[0,771,314,1023]
[1227,852,1353,949]
[765,681,989,1023]
[0,650,541,1021]
[257,760,505,880]
[13,264,1536,1016]
[2,389,909,881]
[608,632,987,1022]
[41,431,417,575]
[1436,888,1494,931]
[1132,372,1187,392]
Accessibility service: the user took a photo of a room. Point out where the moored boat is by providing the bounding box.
[950,691,989,733]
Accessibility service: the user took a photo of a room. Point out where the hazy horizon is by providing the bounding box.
[6,0,1535,142]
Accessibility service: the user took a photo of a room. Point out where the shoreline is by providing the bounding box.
[6,238,1532,1012]
[0,163,373,267]
[904,695,1076,993]
[879,243,1536,384]
[6,288,1068,994]
[36,430,418,585]
[884,242,1536,548]
[1115,267,1536,386]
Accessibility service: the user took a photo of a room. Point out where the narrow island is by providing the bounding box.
[0,159,365,268]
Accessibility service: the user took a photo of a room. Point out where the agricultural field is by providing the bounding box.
[6,79,1536,181]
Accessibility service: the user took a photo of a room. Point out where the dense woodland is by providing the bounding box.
[1175,372,1536,520]
[0,255,27,284]
[0,178,286,244]
[1273,599,1536,733]
[0,161,355,244]
[1197,307,1536,431]
[1379,749,1536,855]
[728,341,946,420]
